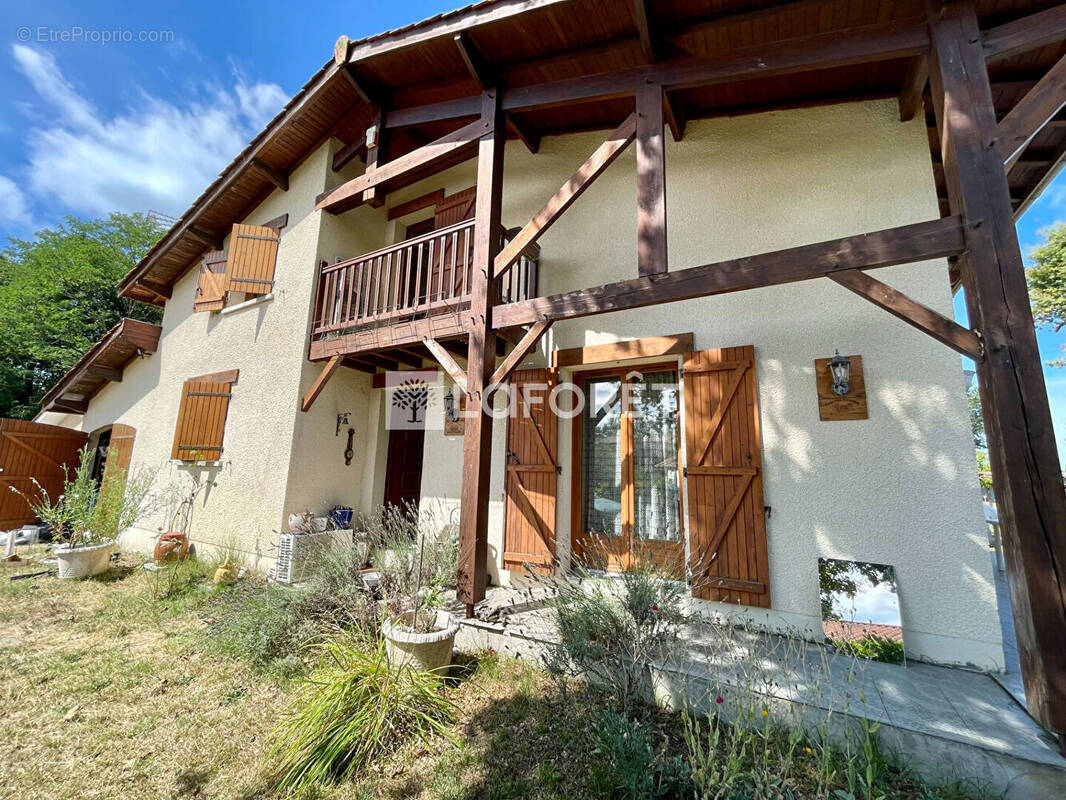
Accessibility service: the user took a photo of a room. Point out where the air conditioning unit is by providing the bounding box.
[273,529,354,584]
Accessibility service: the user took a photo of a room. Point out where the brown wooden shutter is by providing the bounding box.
[100,423,135,491]
[433,186,476,228]
[0,419,88,529]
[227,223,279,295]
[194,250,227,312]
[503,368,558,573]
[682,346,770,608]
[170,379,234,461]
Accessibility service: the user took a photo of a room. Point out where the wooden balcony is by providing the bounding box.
[309,219,538,362]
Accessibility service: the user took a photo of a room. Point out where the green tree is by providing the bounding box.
[1027,222,1066,367]
[968,384,985,449]
[0,213,164,419]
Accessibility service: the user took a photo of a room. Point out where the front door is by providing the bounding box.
[384,427,425,512]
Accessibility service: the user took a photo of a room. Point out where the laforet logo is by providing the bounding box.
[392,377,429,424]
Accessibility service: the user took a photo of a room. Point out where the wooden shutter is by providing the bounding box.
[194,250,227,312]
[100,423,135,491]
[227,223,279,295]
[171,379,234,461]
[503,368,558,573]
[433,186,476,228]
[0,419,88,529]
[682,346,770,608]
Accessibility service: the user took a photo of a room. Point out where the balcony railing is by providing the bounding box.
[312,219,538,339]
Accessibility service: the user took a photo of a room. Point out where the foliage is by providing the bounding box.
[967,385,985,449]
[0,213,164,418]
[9,443,157,548]
[203,543,380,676]
[537,541,689,715]
[1027,223,1066,367]
[976,450,993,491]
[366,503,458,632]
[831,634,906,665]
[268,635,457,793]
[818,559,896,623]
[592,708,691,799]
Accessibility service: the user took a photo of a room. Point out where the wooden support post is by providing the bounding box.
[332,133,366,172]
[301,356,342,412]
[928,0,1066,738]
[423,337,469,393]
[249,158,288,191]
[457,89,505,612]
[636,81,667,276]
[898,55,928,121]
[363,111,387,208]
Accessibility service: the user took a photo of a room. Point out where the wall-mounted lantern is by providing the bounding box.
[444,388,460,423]
[335,412,351,437]
[827,350,852,396]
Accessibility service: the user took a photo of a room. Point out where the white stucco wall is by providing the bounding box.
[408,99,1001,670]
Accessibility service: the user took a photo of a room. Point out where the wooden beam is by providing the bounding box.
[827,269,983,359]
[52,398,88,414]
[187,226,223,250]
[332,133,367,172]
[983,3,1066,63]
[340,64,386,108]
[493,113,637,278]
[384,18,928,129]
[87,365,123,382]
[637,82,668,276]
[454,31,497,90]
[458,89,505,611]
[930,0,1066,739]
[493,216,967,327]
[249,158,288,191]
[423,337,468,393]
[489,320,553,385]
[899,55,928,121]
[363,112,387,208]
[140,279,173,300]
[316,118,487,214]
[663,90,685,141]
[387,188,445,220]
[997,53,1066,168]
[507,114,541,153]
[342,358,377,374]
[632,0,658,62]
[552,332,693,368]
[301,356,342,412]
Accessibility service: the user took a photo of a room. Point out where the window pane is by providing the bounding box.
[631,370,681,542]
[581,377,623,537]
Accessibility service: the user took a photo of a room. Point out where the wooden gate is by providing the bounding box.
[682,346,770,608]
[503,368,558,573]
[0,419,88,530]
[100,423,136,491]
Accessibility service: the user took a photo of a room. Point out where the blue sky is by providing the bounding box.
[1,0,1065,461]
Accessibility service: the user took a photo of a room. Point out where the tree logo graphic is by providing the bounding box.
[392,377,429,424]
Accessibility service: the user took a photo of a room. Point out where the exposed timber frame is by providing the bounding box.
[927,0,1066,740]
[311,0,1066,746]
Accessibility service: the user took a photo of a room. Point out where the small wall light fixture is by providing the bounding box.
[444,388,460,423]
[335,412,351,436]
[828,350,852,396]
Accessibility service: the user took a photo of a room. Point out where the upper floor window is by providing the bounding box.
[194,220,284,313]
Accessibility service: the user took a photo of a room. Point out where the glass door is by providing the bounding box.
[573,366,683,571]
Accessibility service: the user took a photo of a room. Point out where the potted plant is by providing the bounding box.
[372,510,459,672]
[11,444,155,579]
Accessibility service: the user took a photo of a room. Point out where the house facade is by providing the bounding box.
[18,0,1066,741]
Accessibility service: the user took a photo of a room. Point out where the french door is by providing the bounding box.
[571,365,683,571]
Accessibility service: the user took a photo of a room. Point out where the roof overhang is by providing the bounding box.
[38,319,162,416]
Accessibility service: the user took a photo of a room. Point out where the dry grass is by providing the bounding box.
[0,553,625,800]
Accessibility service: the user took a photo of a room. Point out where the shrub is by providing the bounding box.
[268,635,457,792]
[831,634,905,665]
[537,542,688,714]
[592,708,691,799]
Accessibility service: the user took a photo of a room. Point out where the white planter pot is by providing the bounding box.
[53,539,115,579]
[382,610,459,673]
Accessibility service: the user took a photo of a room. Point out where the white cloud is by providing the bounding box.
[0,175,33,229]
[10,44,288,219]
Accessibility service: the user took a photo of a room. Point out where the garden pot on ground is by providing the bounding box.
[382,609,459,672]
[54,539,115,579]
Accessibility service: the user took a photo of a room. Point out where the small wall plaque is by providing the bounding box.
[444,394,467,436]
[815,354,867,421]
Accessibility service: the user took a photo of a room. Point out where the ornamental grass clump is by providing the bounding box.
[268,635,457,793]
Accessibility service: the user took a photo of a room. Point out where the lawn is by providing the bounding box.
[0,553,992,800]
